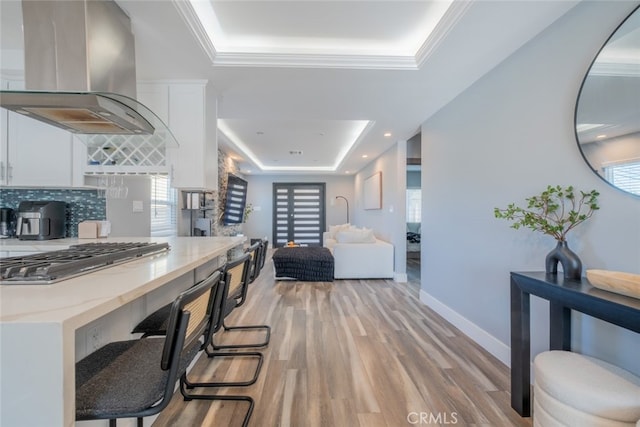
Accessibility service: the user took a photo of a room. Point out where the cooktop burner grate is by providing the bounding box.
[0,242,170,284]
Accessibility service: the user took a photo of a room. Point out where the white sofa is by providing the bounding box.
[323,225,394,279]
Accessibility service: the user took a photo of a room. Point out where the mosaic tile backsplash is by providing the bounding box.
[0,189,106,238]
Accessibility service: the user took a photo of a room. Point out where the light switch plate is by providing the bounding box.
[132,200,144,213]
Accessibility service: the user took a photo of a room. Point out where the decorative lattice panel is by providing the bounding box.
[86,132,168,168]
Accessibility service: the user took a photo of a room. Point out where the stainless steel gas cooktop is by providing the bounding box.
[0,242,170,285]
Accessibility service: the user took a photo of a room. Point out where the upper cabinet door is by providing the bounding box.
[137,83,170,124]
[135,80,215,190]
[168,83,207,189]
[7,111,73,187]
[1,79,74,187]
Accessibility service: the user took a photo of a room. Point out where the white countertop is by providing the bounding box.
[0,237,80,252]
[0,236,245,328]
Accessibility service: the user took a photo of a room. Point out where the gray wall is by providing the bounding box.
[106,176,151,237]
[354,141,407,279]
[241,174,355,242]
[420,1,640,375]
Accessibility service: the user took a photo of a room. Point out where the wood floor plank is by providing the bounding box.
[152,251,531,427]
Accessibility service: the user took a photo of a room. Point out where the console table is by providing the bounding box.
[510,271,640,417]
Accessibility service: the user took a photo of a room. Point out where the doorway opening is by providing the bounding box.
[406,132,421,285]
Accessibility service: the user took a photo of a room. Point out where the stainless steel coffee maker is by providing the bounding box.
[16,201,67,240]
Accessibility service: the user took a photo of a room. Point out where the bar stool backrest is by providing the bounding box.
[161,270,222,371]
[226,253,252,299]
[205,254,251,341]
[258,240,269,271]
[245,242,262,283]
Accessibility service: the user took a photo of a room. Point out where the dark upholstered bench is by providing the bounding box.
[272,247,334,282]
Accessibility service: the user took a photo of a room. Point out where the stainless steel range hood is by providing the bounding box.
[1,91,155,135]
[0,0,168,137]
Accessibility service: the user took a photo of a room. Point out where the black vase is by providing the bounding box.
[545,240,582,280]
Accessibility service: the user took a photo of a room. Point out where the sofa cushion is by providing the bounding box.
[336,228,376,244]
[328,223,352,239]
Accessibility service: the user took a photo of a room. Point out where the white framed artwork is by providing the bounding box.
[363,171,382,210]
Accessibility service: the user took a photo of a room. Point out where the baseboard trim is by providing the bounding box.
[419,289,511,367]
[394,272,408,283]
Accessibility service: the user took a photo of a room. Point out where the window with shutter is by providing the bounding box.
[603,160,640,196]
[150,175,177,236]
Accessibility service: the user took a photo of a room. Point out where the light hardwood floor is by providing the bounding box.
[153,251,531,427]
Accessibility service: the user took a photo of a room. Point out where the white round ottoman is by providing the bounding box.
[533,351,640,427]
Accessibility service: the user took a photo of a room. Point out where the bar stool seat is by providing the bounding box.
[76,338,199,420]
[74,270,256,427]
[533,351,640,427]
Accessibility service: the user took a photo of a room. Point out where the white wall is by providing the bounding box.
[420,1,640,375]
[241,174,355,242]
[354,141,407,280]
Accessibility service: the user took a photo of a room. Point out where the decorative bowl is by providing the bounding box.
[586,269,640,299]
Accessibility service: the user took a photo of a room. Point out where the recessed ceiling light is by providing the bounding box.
[384,132,392,137]
[362,154,368,158]
[596,134,607,139]
[345,170,350,174]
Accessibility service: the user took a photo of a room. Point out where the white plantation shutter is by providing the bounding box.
[151,175,177,236]
[603,160,640,196]
[406,189,421,222]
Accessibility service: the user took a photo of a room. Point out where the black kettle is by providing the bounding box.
[0,207,15,238]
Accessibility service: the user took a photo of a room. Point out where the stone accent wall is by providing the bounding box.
[212,149,243,237]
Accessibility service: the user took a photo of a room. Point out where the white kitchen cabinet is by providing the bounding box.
[7,111,74,187]
[81,88,173,176]
[0,79,77,188]
[137,80,217,190]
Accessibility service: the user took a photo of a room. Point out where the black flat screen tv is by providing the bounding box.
[222,174,248,225]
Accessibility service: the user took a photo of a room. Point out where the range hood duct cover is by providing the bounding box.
[0,0,156,135]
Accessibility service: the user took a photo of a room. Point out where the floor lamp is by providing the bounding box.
[335,196,349,224]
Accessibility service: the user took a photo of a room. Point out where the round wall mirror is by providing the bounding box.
[575,5,640,197]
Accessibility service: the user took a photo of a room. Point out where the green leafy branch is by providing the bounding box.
[494,185,599,241]
[243,203,254,223]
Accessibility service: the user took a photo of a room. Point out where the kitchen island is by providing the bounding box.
[0,236,245,427]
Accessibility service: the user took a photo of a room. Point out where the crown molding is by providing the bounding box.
[415,0,475,68]
[171,0,217,64]
[174,0,470,70]
[212,52,418,70]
